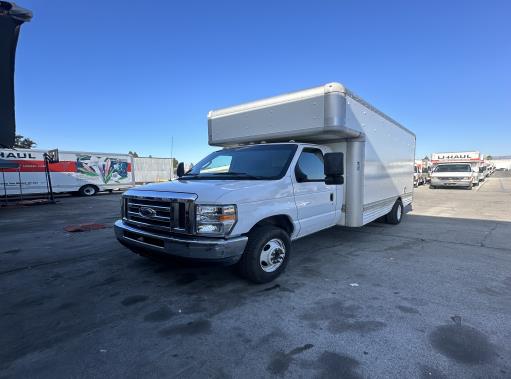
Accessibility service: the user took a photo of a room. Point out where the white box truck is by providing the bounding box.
[115,83,415,283]
[0,149,134,196]
[430,151,483,189]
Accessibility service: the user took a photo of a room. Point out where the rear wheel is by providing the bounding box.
[237,225,291,283]
[385,199,403,225]
[79,184,98,197]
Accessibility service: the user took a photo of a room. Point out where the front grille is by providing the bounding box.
[441,177,464,181]
[123,195,194,234]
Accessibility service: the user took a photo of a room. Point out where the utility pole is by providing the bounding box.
[170,136,174,180]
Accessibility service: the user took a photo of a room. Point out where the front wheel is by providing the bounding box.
[385,199,403,225]
[237,226,291,283]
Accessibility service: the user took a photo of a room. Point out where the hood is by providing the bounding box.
[129,177,292,204]
[431,172,472,178]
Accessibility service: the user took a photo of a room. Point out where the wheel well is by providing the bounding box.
[251,215,294,235]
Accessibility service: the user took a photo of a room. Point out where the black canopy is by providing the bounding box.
[0,2,32,147]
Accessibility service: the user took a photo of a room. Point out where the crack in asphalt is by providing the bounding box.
[480,222,499,247]
[350,227,511,253]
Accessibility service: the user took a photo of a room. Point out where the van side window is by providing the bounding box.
[295,148,325,182]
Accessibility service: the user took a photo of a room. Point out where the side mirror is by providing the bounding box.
[324,153,344,176]
[324,152,344,185]
[177,162,185,178]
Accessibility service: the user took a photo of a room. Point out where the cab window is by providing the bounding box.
[295,148,325,182]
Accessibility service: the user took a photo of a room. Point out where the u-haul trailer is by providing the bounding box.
[0,149,134,196]
[115,82,416,283]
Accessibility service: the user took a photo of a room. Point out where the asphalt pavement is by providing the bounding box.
[1,174,510,378]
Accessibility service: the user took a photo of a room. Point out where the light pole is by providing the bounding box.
[170,136,174,180]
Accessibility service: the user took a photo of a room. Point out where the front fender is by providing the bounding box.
[230,197,300,239]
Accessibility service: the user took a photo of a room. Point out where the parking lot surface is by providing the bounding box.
[1,173,511,378]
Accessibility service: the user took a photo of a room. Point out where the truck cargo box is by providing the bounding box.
[208,82,416,227]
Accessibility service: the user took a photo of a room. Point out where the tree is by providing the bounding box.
[14,135,36,149]
[423,155,430,161]
[128,151,139,157]
[486,155,493,160]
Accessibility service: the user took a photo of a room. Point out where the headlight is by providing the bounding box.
[196,205,237,236]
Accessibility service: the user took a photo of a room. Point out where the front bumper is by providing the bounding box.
[431,178,472,187]
[114,220,247,263]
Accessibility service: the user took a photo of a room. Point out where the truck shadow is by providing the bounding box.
[122,212,510,287]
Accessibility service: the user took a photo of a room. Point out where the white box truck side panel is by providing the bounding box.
[133,157,172,184]
[344,96,415,224]
[0,149,134,195]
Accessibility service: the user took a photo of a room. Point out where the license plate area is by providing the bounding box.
[124,230,164,248]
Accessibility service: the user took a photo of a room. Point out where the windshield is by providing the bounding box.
[184,144,298,180]
[434,164,471,173]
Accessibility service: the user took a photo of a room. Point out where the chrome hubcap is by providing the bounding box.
[259,238,286,273]
[84,187,95,195]
[397,204,402,220]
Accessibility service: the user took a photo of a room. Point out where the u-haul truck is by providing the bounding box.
[0,149,134,196]
[430,151,483,189]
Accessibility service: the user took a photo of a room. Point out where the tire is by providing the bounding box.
[466,184,472,190]
[429,185,436,189]
[473,181,479,186]
[385,199,403,225]
[237,225,291,283]
[79,184,98,197]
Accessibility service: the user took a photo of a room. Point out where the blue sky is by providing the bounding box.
[14,0,510,162]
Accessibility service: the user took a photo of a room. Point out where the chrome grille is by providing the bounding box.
[441,177,463,181]
[123,195,194,234]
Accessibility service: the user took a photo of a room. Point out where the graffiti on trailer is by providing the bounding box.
[76,155,129,184]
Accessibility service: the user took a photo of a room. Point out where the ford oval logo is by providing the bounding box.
[139,206,157,218]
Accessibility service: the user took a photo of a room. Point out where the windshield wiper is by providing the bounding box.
[211,172,266,179]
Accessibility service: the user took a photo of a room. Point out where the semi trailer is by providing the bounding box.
[115,82,416,283]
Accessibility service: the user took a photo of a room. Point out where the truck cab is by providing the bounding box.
[478,165,488,181]
[430,163,475,190]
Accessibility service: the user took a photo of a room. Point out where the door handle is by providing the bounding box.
[330,193,334,202]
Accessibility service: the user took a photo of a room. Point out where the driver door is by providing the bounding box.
[292,147,337,237]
